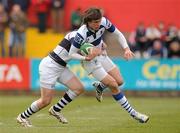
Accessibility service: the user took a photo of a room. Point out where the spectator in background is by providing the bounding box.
[128,31,139,57]
[168,40,180,58]
[146,23,161,47]
[178,29,180,40]
[12,0,30,12]
[135,22,148,58]
[0,3,8,57]
[32,0,51,33]
[9,4,28,57]
[147,39,167,58]
[157,21,167,43]
[51,0,65,33]
[165,24,179,47]
[70,7,82,30]
[0,0,13,12]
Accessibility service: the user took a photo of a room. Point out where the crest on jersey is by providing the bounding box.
[74,34,83,44]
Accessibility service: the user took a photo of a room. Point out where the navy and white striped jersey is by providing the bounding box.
[69,16,129,60]
[52,31,77,62]
[72,17,116,49]
[53,16,115,62]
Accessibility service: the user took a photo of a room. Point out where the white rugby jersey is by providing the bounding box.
[73,17,115,49]
[52,31,77,62]
[69,17,129,60]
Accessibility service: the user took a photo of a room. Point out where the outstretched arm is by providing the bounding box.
[113,28,129,49]
[113,28,135,60]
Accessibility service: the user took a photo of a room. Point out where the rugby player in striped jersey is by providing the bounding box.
[69,7,149,123]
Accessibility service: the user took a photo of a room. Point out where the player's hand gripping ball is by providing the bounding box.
[80,43,102,61]
[80,43,93,56]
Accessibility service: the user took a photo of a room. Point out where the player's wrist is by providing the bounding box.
[124,47,130,51]
[85,56,88,61]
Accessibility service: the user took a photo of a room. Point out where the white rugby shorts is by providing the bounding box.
[81,55,116,81]
[39,56,74,89]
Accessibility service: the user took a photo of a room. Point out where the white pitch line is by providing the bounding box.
[36,113,46,117]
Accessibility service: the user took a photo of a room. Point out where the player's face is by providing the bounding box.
[88,19,102,31]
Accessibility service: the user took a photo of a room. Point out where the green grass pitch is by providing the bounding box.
[0,95,180,133]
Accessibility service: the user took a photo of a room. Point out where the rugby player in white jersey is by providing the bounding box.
[69,7,149,123]
[16,31,98,127]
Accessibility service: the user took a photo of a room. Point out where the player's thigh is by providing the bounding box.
[65,76,84,95]
[91,66,108,81]
[93,68,119,93]
[99,55,116,72]
[82,57,111,81]
[100,56,123,85]
[81,56,103,75]
[58,68,84,93]
[87,61,120,93]
[39,57,63,89]
[108,66,123,85]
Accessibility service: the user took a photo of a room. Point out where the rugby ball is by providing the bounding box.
[80,43,93,56]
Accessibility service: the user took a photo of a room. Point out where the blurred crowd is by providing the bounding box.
[128,22,180,58]
[0,0,179,59]
[0,1,28,57]
[0,0,68,57]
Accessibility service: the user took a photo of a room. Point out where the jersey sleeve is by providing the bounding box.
[102,17,115,33]
[69,45,86,60]
[72,26,87,49]
[72,33,84,48]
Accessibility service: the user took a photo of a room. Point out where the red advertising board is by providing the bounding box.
[0,58,30,90]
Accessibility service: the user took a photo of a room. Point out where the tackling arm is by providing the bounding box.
[113,28,129,49]
[112,28,135,60]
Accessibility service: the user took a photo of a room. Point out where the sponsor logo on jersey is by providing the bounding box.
[74,34,83,44]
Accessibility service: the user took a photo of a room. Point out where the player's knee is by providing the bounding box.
[111,87,120,94]
[74,88,85,95]
[69,83,85,95]
[117,80,124,86]
[41,98,52,107]
[105,79,120,94]
[107,80,119,89]
[79,88,85,94]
